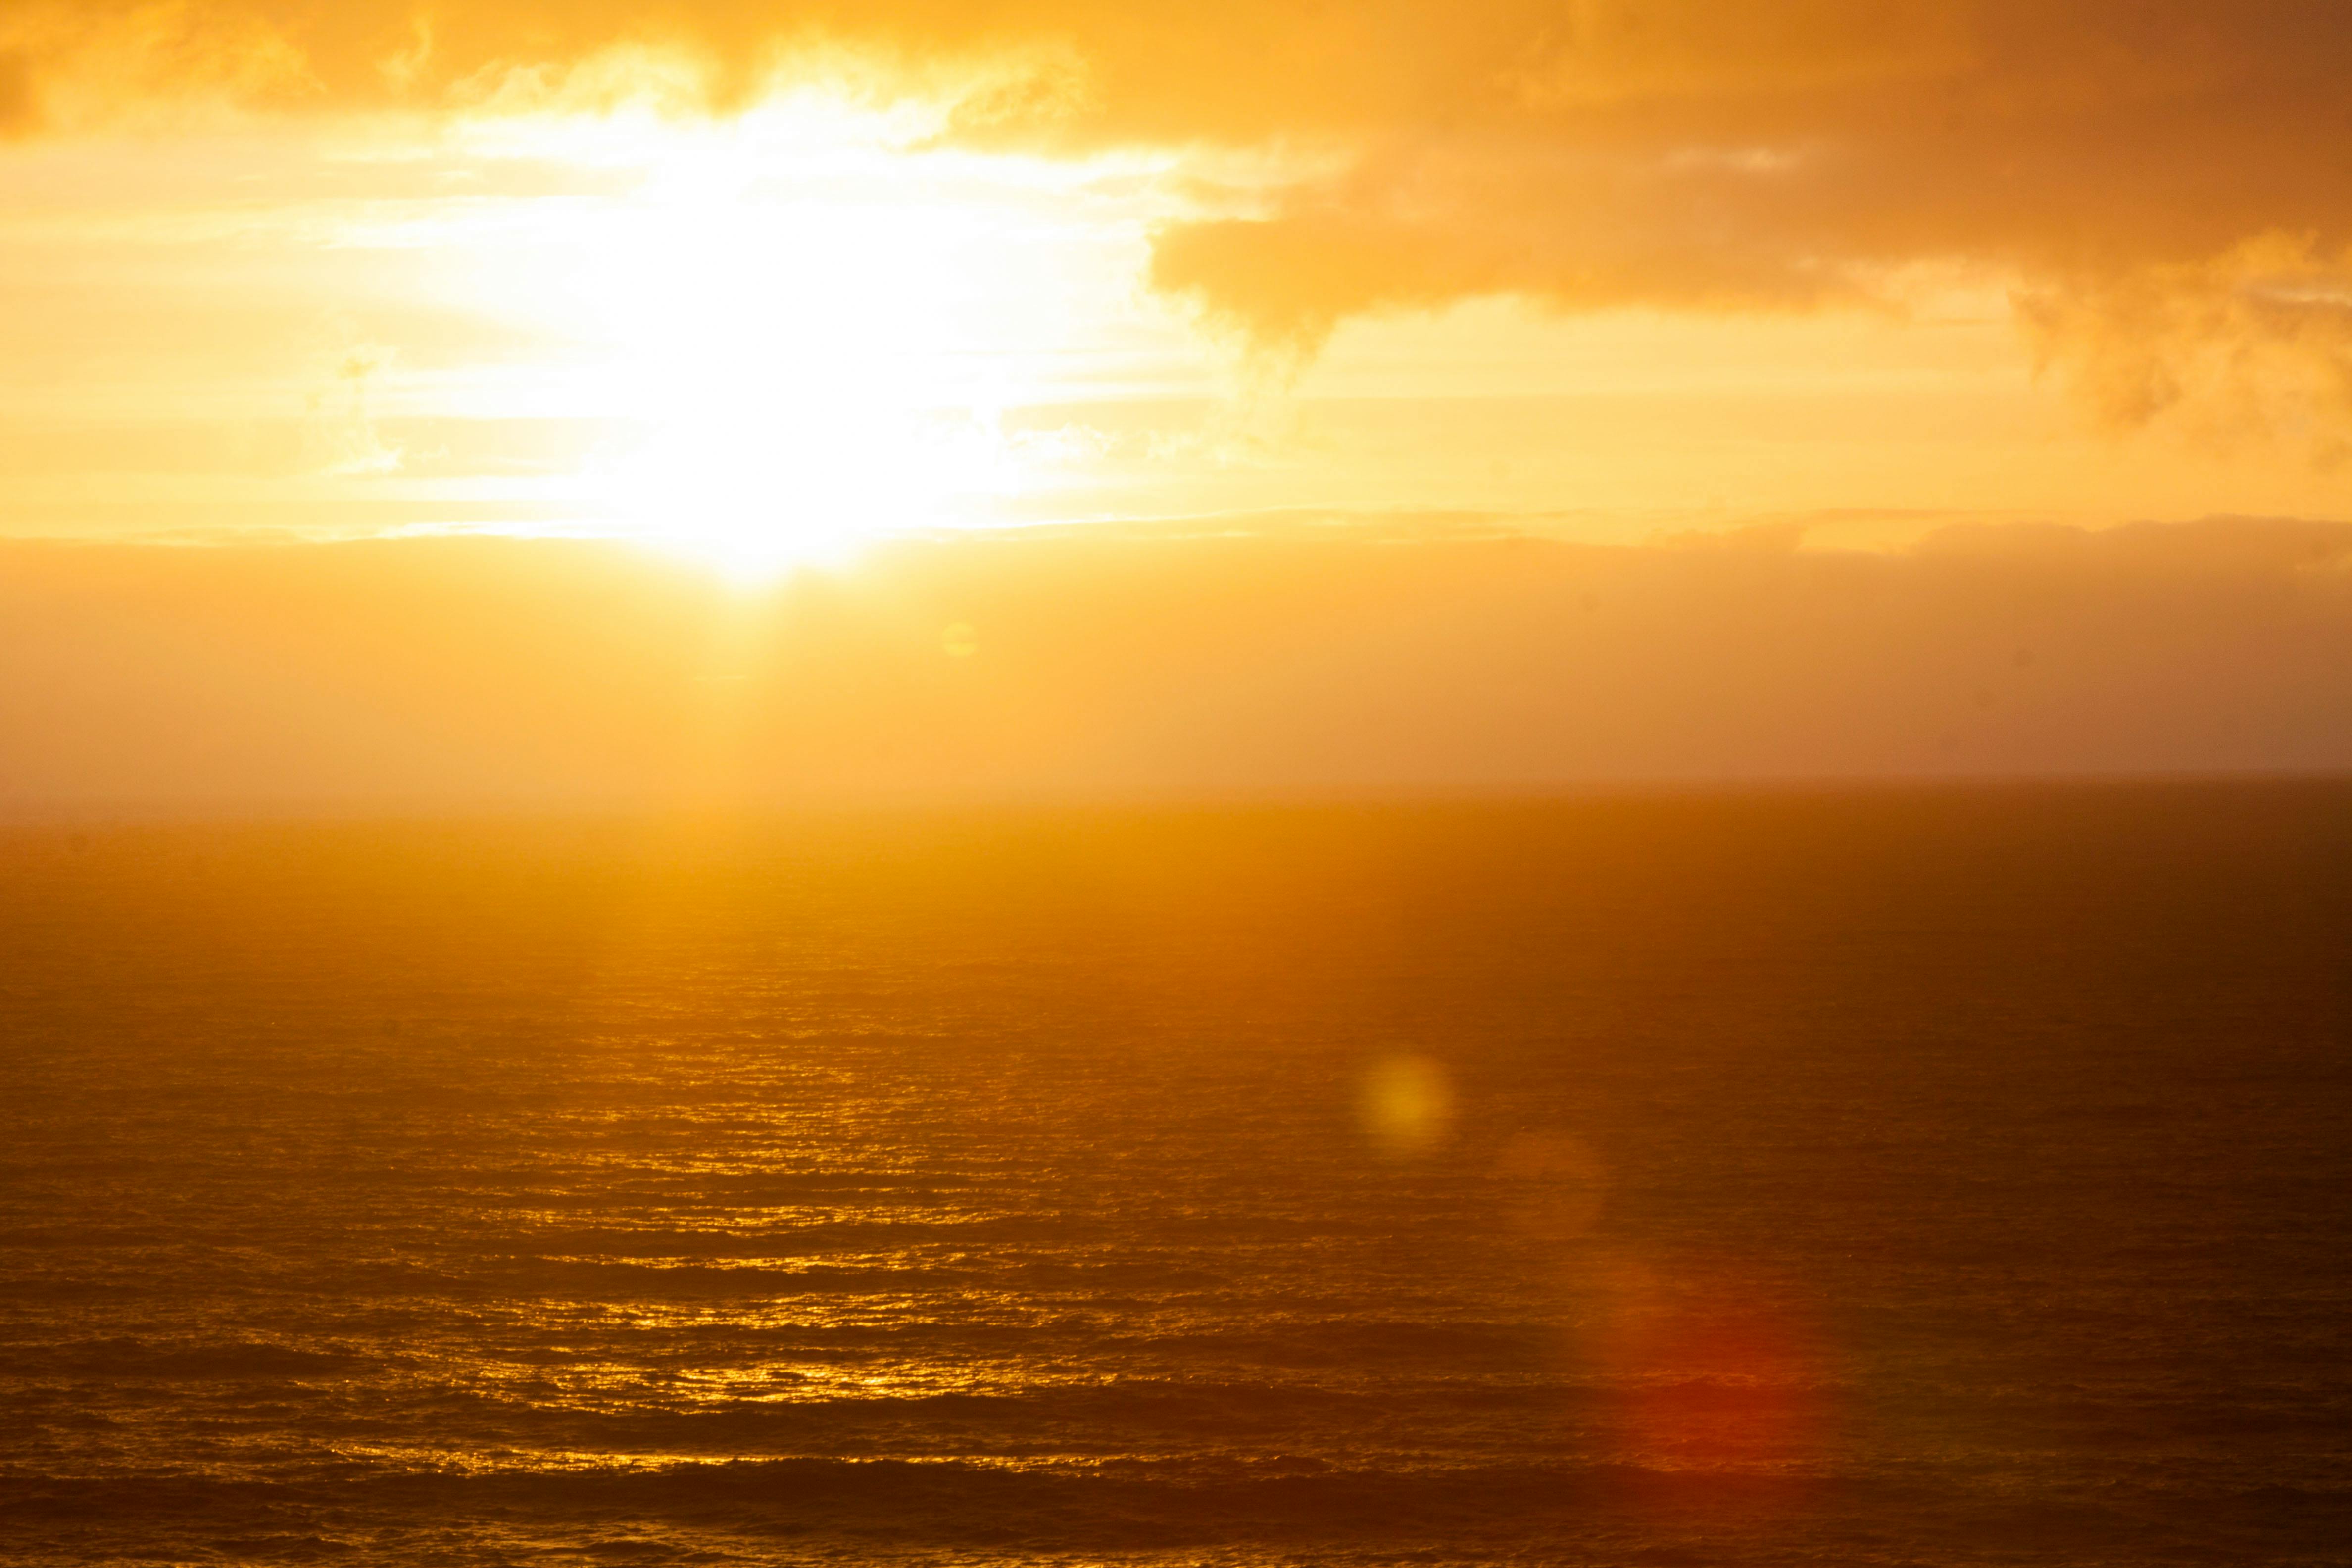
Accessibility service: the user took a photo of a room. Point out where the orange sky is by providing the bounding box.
[2,3,2349,804]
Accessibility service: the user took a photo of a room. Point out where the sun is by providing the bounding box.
[598,378,1013,582]
[503,97,1041,577]
[413,85,1179,577]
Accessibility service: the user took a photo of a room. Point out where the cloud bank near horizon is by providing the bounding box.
[3,517,2346,811]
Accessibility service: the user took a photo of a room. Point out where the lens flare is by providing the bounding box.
[1361,1053,1455,1157]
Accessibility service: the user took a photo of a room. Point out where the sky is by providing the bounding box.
[2,2,2349,805]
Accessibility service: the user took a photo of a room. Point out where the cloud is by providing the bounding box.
[1130,5,2352,445]
[2,517,2346,810]
[5,3,2352,441]
[2017,236,2352,464]
[303,348,405,477]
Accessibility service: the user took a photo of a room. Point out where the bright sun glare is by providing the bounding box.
[471,94,1074,578]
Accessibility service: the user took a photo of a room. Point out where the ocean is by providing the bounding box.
[3,783,2348,1566]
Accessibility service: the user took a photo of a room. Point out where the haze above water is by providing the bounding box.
[2,784,2347,1565]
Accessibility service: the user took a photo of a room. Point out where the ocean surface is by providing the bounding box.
[2,784,2348,1567]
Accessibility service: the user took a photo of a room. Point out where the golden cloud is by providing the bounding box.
[4,520,2348,807]
[4,2,2350,439]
